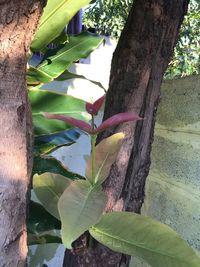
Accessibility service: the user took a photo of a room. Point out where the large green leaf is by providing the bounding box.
[31,0,92,51]
[86,133,125,185]
[29,89,90,135]
[33,172,72,220]
[28,201,61,234]
[58,180,107,249]
[89,212,200,267]
[34,128,81,154]
[28,32,103,86]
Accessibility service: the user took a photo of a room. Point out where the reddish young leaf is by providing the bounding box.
[94,112,142,133]
[86,95,105,115]
[42,112,93,134]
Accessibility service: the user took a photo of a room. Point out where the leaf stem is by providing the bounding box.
[91,115,96,184]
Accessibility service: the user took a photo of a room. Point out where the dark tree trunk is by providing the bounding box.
[0,1,43,266]
[63,0,189,266]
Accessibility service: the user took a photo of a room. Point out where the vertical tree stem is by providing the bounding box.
[91,115,96,184]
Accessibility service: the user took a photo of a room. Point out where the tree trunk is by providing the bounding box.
[63,0,189,266]
[0,1,43,266]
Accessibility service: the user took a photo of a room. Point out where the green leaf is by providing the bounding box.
[34,128,81,154]
[89,212,200,267]
[58,180,107,249]
[28,32,103,85]
[27,66,51,86]
[86,133,125,185]
[33,172,72,220]
[28,234,62,246]
[32,155,83,179]
[28,201,61,234]
[29,89,90,135]
[55,70,106,91]
[31,0,93,51]
[51,30,69,45]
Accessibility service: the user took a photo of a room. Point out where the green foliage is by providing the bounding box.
[31,0,93,51]
[33,173,72,219]
[28,201,61,234]
[86,132,124,185]
[83,0,200,78]
[32,91,200,264]
[33,156,70,176]
[58,180,107,248]
[83,0,133,38]
[55,70,106,91]
[29,89,90,135]
[28,32,103,87]
[165,0,200,78]
[89,212,200,267]
[34,128,81,154]
[28,1,200,263]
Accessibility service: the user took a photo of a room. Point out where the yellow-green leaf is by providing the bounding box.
[58,180,107,248]
[33,172,71,219]
[86,133,125,185]
[89,212,200,267]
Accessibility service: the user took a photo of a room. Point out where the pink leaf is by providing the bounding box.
[42,112,93,134]
[94,112,142,133]
[86,95,106,115]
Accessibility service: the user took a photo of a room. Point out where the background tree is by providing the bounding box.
[0,1,44,265]
[64,0,190,266]
[83,0,200,78]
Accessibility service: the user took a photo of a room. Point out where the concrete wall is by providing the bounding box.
[131,75,200,266]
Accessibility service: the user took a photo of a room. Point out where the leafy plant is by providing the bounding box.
[28,1,200,265]
[27,0,105,249]
[83,0,133,38]
[32,95,200,266]
[31,0,93,51]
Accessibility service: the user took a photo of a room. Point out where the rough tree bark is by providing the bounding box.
[63,0,189,266]
[0,1,44,266]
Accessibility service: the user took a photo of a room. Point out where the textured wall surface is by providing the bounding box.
[131,74,200,266]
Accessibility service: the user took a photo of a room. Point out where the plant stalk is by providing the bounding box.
[91,115,96,184]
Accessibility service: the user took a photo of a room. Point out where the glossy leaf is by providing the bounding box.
[31,0,93,51]
[86,95,105,115]
[86,133,125,185]
[32,156,84,179]
[28,201,61,234]
[95,112,142,133]
[29,89,90,135]
[33,173,72,220]
[58,180,107,249]
[28,234,62,246]
[28,32,103,86]
[27,66,50,87]
[34,128,81,154]
[89,212,200,267]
